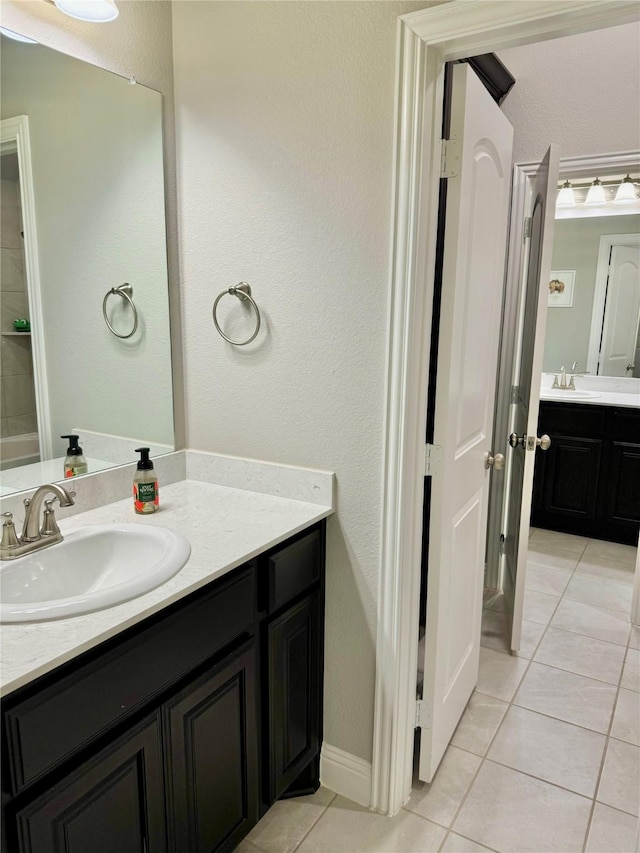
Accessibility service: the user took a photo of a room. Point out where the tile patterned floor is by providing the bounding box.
[237,530,639,853]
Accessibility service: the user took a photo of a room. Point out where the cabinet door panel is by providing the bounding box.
[605,442,640,523]
[15,713,166,853]
[268,593,321,802]
[164,642,258,853]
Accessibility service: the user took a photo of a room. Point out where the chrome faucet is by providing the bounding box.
[1,484,75,560]
[552,364,577,391]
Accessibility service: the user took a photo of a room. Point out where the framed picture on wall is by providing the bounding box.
[548,270,575,307]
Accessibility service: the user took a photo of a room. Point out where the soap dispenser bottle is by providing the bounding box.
[61,434,88,478]
[133,447,159,514]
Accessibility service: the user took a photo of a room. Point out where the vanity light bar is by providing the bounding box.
[556,175,639,207]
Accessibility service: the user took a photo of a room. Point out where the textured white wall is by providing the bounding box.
[172,0,431,762]
[0,0,185,448]
[2,38,174,453]
[499,22,640,163]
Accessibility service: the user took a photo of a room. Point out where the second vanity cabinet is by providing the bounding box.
[1,520,326,853]
[531,403,640,544]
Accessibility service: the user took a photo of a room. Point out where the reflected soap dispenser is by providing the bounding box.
[133,447,159,514]
[61,434,88,478]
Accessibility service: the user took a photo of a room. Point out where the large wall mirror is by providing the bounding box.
[0,32,174,495]
[543,162,640,379]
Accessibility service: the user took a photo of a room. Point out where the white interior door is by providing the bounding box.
[502,147,560,652]
[599,245,640,377]
[418,63,513,782]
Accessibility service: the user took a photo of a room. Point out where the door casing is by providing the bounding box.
[372,0,640,817]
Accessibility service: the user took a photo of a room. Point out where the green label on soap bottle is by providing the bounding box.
[137,482,157,503]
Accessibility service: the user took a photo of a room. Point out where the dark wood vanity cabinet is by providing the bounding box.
[1,520,326,853]
[531,403,640,544]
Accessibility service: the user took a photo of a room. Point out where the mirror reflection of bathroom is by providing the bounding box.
[0,150,40,472]
[541,176,640,390]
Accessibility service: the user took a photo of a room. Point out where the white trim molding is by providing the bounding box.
[0,115,52,460]
[373,0,640,817]
[320,743,372,808]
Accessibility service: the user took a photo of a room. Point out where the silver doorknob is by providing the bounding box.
[536,434,551,451]
[485,452,505,470]
[627,363,635,373]
[509,432,524,448]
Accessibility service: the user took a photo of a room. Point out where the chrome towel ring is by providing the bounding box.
[212,282,261,346]
[103,283,138,339]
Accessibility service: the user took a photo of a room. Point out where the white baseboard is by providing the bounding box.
[320,743,372,808]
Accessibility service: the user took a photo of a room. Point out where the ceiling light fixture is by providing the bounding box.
[53,0,119,22]
[584,178,607,206]
[556,180,576,207]
[0,27,39,43]
[614,175,638,205]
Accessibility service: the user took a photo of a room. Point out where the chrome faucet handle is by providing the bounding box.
[552,374,560,389]
[40,500,62,537]
[568,375,576,390]
[1,513,20,551]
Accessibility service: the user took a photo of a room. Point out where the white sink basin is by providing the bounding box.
[540,389,602,401]
[0,524,191,623]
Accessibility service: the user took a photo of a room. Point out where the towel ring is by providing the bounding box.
[103,283,138,339]
[212,282,261,346]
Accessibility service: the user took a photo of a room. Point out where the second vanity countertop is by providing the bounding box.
[0,479,333,697]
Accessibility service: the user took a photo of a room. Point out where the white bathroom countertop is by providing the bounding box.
[0,478,333,697]
[539,374,640,409]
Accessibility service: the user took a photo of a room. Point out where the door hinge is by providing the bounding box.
[440,138,460,179]
[415,698,432,729]
[523,216,532,241]
[425,444,443,477]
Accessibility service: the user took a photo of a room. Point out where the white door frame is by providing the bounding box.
[587,233,640,375]
[372,0,640,816]
[1,116,52,460]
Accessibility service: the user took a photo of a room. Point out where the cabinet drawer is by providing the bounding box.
[4,565,255,795]
[267,529,321,612]
[539,403,606,438]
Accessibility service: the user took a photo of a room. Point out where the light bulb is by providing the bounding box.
[0,27,38,43]
[556,181,575,207]
[54,0,119,22]
[614,175,638,204]
[585,178,606,206]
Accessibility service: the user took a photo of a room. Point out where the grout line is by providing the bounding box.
[290,790,339,851]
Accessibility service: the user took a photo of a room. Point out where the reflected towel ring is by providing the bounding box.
[103,283,138,339]
[212,282,261,346]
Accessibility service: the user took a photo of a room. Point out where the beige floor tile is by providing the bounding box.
[525,562,573,596]
[522,589,560,625]
[528,529,588,556]
[597,738,640,816]
[476,647,529,702]
[611,688,640,746]
[514,662,617,733]
[574,558,636,587]
[405,745,481,827]
[564,574,633,614]
[515,619,546,659]
[440,833,494,852]
[621,648,640,692]
[480,609,509,654]
[487,706,606,797]
[244,787,335,853]
[585,803,638,853]
[629,626,640,650]
[450,692,508,757]
[297,796,446,852]
[533,626,626,685]
[582,540,637,569]
[234,840,264,853]
[453,761,592,853]
[550,599,631,646]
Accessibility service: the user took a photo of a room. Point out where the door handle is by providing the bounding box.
[627,363,635,373]
[509,433,551,451]
[484,452,505,470]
